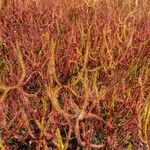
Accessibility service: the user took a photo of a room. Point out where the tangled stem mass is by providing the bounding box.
[0,0,150,149]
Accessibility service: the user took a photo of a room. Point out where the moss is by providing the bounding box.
[92,132,104,145]
[0,60,5,72]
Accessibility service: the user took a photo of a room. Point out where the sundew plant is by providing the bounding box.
[0,0,150,149]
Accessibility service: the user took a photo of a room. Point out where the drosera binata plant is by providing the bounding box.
[0,0,150,149]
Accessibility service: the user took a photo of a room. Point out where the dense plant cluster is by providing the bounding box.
[0,0,150,149]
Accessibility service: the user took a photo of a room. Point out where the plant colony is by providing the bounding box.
[0,0,150,149]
